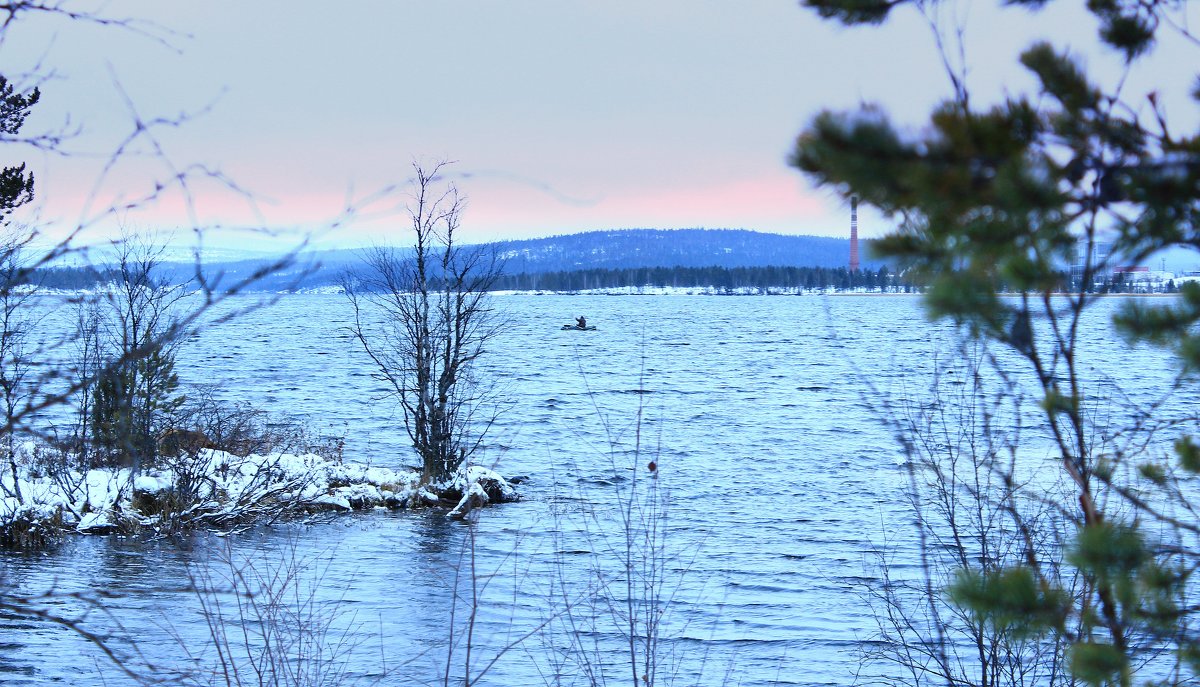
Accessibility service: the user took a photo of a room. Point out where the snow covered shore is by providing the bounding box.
[0,443,517,543]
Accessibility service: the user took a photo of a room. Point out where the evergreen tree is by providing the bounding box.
[793,0,1200,683]
[0,75,36,505]
[92,349,182,465]
[89,235,186,469]
[0,77,36,220]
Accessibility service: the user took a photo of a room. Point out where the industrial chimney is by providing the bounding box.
[849,196,860,273]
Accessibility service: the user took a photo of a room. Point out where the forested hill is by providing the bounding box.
[32,229,884,292]
[492,229,879,273]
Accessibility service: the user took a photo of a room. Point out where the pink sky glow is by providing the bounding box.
[6,1,1196,253]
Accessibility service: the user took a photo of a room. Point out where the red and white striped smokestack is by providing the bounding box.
[849,196,860,273]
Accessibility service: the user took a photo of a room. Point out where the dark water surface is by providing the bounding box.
[0,294,1182,686]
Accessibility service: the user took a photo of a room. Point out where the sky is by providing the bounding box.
[3,1,1197,252]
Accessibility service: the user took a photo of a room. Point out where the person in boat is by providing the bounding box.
[576,315,587,329]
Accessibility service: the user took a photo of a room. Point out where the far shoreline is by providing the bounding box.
[483,289,1183,298]
[33,286,1186,299]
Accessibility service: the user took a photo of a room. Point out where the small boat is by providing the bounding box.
[561,324,597,331]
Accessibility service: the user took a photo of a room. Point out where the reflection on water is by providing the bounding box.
[0,294,1181,685]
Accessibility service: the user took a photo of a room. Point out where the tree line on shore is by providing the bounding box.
[501,265,1187,295]
[27,260,913,293]
[30,260,1188,295]
[490,264,908,292]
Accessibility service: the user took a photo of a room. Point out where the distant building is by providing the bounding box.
[849,197,860,273]
[1111,266,1178,292]
[1070,240,1113,289]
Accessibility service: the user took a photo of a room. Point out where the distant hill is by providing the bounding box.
[490,229,878,274]
[35,229,881,292]
[291,229,873,290]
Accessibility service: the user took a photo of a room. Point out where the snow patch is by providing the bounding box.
[0,448,517,539]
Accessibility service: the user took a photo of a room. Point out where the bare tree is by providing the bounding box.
[177,538,369,687]
[0,5,313,681]
[0,72,39,505]
[0,228,41,504]
[64,296,104,466]
[856,344,1079,687]
[346,160,504,488]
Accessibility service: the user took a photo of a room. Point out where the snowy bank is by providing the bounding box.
[0,446,517,542]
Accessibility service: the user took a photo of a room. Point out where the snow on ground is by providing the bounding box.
[487,286,811,296]
[488,286,909,296]
[0,446,516,537]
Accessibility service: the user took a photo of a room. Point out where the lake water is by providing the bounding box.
[0,293,1187,686]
